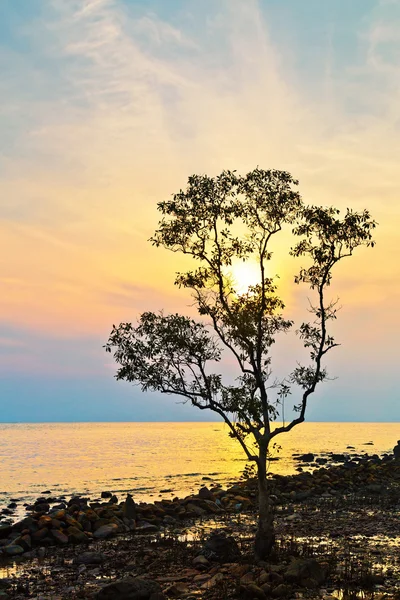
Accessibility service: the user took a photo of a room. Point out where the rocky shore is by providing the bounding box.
[1,450,400,599]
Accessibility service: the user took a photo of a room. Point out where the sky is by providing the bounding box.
[0,0,399,423]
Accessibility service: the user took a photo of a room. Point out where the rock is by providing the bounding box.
[284,558,325,585]
[32,528,50,543]
[101,491,112,499]
[202,530,241,562]
[271,583,292,598]
[38,515,53,528]
[163,582,189,597]
[0,525,12,539]
[34,502,50,513]
[244,584,267,599]
[301,577,319,588]
[163,515,177,525]
[13,516,36,532]
[93,523,119,539]
[298,453,314,462]
[95,577,164,599]
[258,571,270,585]
[68,527,89,544]
[124,494,137,520]
[271,584,291,597]
[68,492,88,510]
[240,573,255,585]
[12,534,31,551]
[330,453,347,462]
[51,510,66,521]
[201,499,222,513]
[393,440,400,459]
[343,461,358,469]
[51,530,69,545]
[2,544,25,556]
[269,572,284,585]
[185,502,207,517]
[260,583,272,595]
[198,486,214,500]
[193,555,210,569]
[75,552,105,565]
[201,573,224,589]
[93,518,111,532]
[193,574,211,584]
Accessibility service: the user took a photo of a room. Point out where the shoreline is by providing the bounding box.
[2,452,400,598]
[0,445,390,525]
[1,422,397,526]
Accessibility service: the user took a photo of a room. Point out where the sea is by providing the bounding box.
[0,422,399,520]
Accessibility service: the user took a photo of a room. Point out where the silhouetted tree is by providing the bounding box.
[105,169,376,559]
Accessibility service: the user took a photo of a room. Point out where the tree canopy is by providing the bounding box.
[105,168,376,557]
[106,169,376,453]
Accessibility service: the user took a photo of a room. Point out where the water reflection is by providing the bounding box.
[0,422,398,521]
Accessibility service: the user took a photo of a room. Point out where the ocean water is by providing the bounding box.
[0,422,398,518]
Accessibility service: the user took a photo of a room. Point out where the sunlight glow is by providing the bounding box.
[229,259,261,295]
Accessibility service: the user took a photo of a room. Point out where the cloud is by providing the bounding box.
[0,0,399,420]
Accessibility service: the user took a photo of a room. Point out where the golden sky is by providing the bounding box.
[0,0,399,421]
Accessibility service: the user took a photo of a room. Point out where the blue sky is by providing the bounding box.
[1,0,400,422]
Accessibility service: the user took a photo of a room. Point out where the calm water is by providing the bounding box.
[0,422,398,518]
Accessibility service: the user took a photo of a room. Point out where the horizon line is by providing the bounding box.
[0,420,399,425]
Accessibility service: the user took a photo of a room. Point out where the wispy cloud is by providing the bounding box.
[0,0,399,394]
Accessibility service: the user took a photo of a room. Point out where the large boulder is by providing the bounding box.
[202,530,241,563]
[95,577,165,599]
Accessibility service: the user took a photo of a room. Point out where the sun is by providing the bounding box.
[229,259,261,295]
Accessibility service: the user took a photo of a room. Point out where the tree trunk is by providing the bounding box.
[254,450,275,560]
